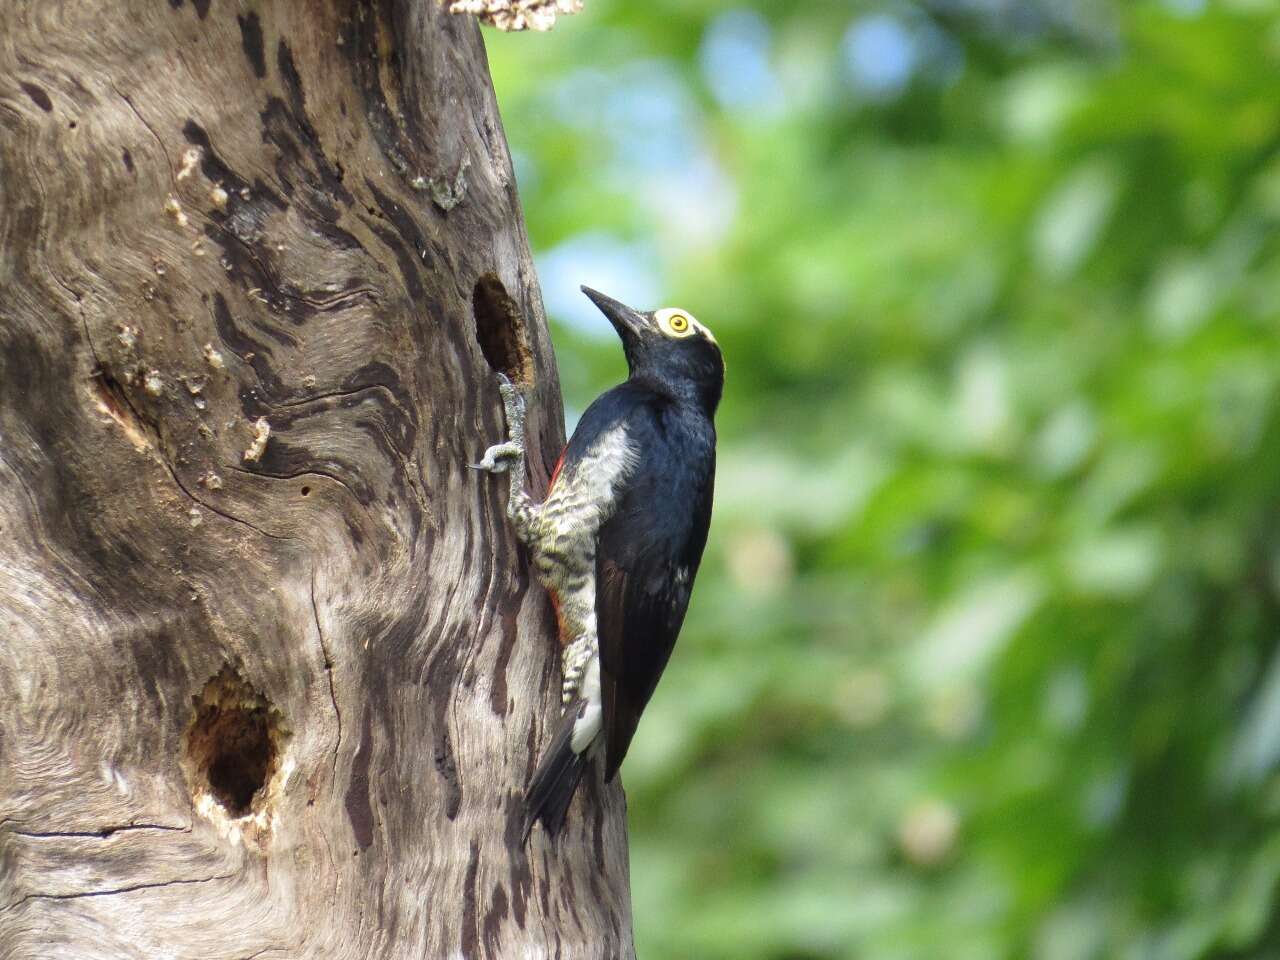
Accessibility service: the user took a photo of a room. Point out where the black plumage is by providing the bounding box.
[522,699,589,841]
[595,384,716,779]
[522,287,723,839]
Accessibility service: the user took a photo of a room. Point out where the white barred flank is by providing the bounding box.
[530,423,637,705]
[537,423,638,556]
[480,381,635,727]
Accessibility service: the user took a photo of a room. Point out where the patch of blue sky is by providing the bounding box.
[547,61,700,175]
[841,9,965,101]
[537,232,664,338]
[842,13,919,100]
[603,62,702,175]
[698,9,783,115]
[545,55,737,251]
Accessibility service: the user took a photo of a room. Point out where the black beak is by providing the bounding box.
[581,286,648,343]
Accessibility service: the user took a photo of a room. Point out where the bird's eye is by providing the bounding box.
[656,307,698,339]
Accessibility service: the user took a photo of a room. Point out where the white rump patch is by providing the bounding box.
[571,654,602,754]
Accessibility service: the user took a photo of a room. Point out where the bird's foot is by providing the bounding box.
[471,374,527,473]
[471,441,521,473]
[561,636,595,705]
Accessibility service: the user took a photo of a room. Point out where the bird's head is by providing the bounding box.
[581,286,724,415]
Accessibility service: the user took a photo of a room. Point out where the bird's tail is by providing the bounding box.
[523,702,589,842]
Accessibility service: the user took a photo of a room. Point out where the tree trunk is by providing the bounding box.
[0,2,634,956]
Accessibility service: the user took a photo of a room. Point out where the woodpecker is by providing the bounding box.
[473,286,722,839]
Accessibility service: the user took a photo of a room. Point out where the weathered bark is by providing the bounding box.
[0,2,634,957]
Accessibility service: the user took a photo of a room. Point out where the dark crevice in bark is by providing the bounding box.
[339,1,419,183]
[19,82,53,112]
[488,582,523,717]
[344,704,375,851]
[277,381,404,412]
[182,480,298,540]
[110,85,171,184]
[504,796,533,928]
[461,839,482,959]
[11,823,190,839]
[229,464,366,512]
[6,873,236,911]
[484,881,510,955]
[311,571,343,784]
[237,13,267,79]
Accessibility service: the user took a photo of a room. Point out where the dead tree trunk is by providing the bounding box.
[0,1,634,956]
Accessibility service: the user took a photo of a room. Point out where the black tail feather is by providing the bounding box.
[523,704,588,842]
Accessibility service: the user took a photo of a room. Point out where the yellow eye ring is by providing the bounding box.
[655,306,701,339]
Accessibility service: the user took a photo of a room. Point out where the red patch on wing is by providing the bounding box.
[548,446,567,492]
[547,588,568,647]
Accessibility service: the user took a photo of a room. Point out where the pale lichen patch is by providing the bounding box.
[176,145,203,181]
[163,194,189,228]
[243,417,270,462]
[415,155,471,211]
[203,343,225,370]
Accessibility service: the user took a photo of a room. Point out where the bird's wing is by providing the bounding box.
[596,412,714,780]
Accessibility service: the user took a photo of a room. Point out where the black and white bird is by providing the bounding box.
[473,286,723,840]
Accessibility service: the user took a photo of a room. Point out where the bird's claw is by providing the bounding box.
[471,441,521,474]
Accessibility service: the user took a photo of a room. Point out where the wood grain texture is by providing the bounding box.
[0,1,634,956]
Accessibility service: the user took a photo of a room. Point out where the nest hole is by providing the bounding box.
[183,666,284,817]
[472,273,533,386]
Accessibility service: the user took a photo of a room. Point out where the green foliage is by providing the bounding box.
[488,2,1280,956]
